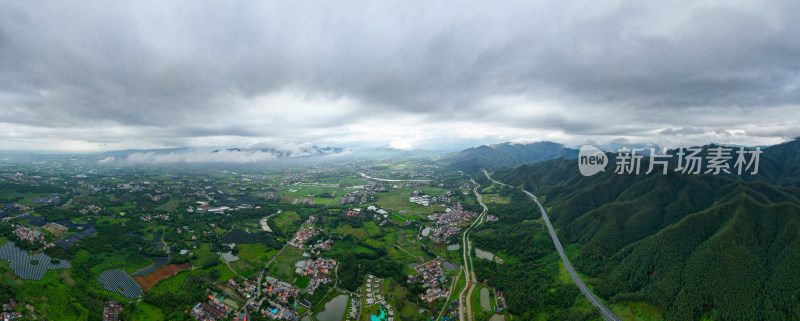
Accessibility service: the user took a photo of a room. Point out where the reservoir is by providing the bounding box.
[315,294,349,321]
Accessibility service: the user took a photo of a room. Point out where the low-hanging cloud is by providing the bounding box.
[121,150,280,164]
[103,143,353,164]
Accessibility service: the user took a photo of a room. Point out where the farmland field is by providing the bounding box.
[133,262,192,291]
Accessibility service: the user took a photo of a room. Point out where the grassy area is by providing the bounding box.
[353,245,376,255]
[470,284,485,317]
[339,177,366,187]
[374,191,448,216]
[155,198,181,212]
[130,302,165,321]
[268,246,304,280]
[295,276,310,288]
[205,263,238,282]
[148,270,190,295]
[364,221,382,237]
[236,243,278,267]
[274,211,301,232]
[335,225,368,240]
[483,193,510,204]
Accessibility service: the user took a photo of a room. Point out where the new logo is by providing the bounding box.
[578,145,607,176]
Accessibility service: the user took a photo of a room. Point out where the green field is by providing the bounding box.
[274,211,301,232]
[268,246,304,280]
[131,302,165,321]
[364,221,382,237]
[373,191,448,216]
[335,225,369,240]
[149,270,190,295]
[155,198,181,211]
[236,243,278,266]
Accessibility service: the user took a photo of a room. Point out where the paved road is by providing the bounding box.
[481,169,622,321]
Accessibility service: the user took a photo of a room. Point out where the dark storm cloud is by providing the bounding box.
[0,0,799,151]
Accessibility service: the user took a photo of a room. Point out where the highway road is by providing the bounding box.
[481,169,622,321]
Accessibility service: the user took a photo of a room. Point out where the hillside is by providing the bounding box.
[489,139,800,320]
[444,141,577,171]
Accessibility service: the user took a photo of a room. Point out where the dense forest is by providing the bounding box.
[329,235,404,292]
[470,187,601,319]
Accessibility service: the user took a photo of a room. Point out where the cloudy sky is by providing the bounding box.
[1,0,799,152]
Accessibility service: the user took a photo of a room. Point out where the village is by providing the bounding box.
[295,257,337,294]
[0,161,496,321]
[407,260,450,302]
[426,202,477,243]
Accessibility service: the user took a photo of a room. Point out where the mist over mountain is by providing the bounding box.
[213,145,346,158]
[93,143,349,164]
[83,142,445,164]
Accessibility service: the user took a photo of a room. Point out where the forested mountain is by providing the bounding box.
[444,141,577,171]
[490,139,800,320]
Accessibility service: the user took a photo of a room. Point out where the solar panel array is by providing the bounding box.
[0,242,71,280]
[55,227,98,249]
[130,256,169,276]
[97,269,143,299]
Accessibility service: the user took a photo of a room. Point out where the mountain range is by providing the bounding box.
[444,141,578,171]
[487,138,800,320]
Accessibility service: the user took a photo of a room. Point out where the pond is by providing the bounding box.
[442,261,458,271]
[408,263,419,269]
[480,287,491,311]
[315,294,349,321]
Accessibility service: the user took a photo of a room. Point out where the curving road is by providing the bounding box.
[481,169,622,321]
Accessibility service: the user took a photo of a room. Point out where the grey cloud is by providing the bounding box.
[660,127,707,135]
[0,0,799,150]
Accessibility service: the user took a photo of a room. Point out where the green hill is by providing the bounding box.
[488,139,800,320]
